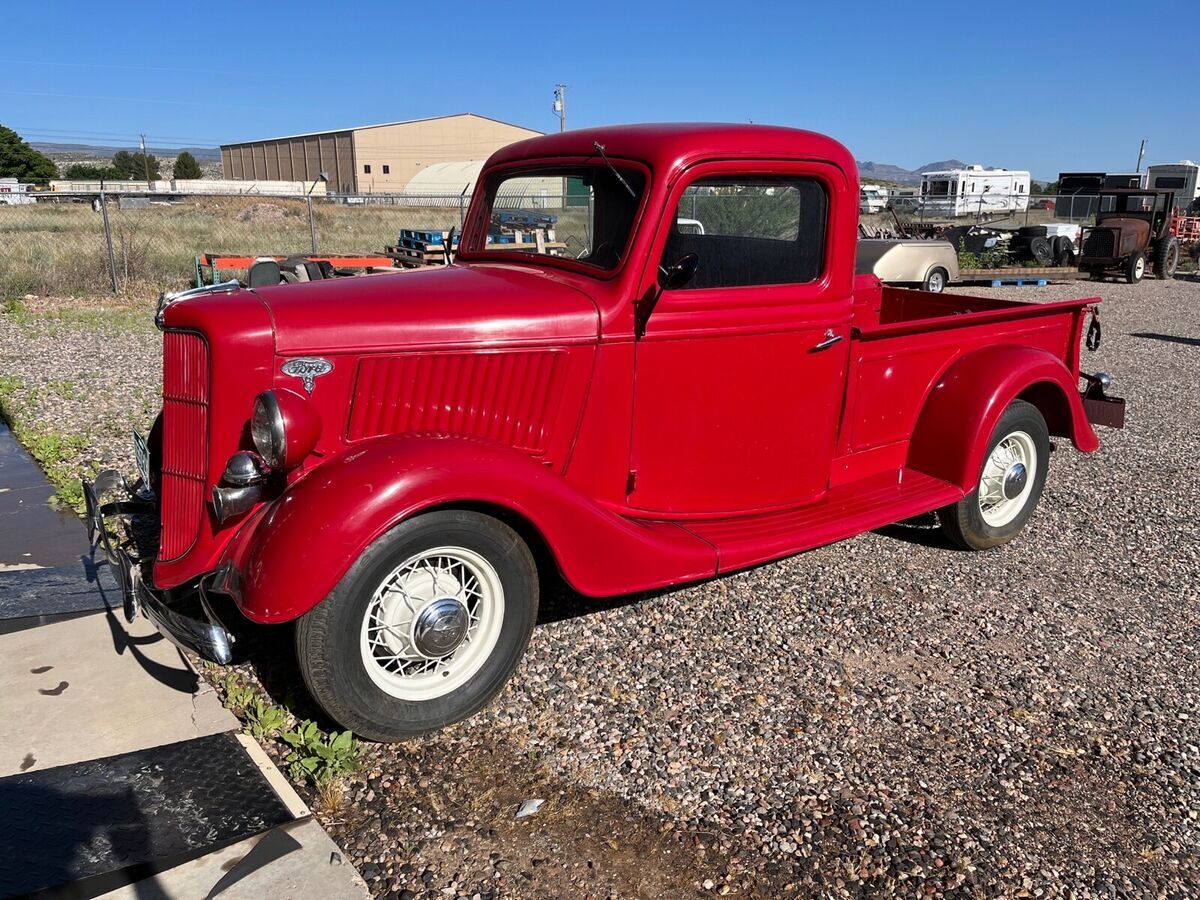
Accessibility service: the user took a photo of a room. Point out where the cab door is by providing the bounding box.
[628,162,852,515]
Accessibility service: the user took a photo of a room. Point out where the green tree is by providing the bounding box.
[0,124,57,181]
[172,150,202,180]
[112,149,161,181]
[63,163,120,180]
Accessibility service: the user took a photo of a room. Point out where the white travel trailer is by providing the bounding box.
[0,178,35,205]
[1146,161,1199,203]
[918,165,1031,217]
[859,183,889,214]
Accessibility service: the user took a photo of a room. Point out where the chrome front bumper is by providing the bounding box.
[82,470,234,665]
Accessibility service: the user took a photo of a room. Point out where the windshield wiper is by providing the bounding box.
[593,141,636,200]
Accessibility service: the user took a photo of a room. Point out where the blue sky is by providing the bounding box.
[3,0,1195,180]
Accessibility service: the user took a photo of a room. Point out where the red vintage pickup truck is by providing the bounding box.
[85,124,1123,741]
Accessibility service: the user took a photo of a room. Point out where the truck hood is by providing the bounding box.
[252,263,600,354]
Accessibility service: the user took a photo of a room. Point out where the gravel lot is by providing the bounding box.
[1,274,1197,897]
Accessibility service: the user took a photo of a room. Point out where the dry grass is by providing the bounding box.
[0,196,466,299]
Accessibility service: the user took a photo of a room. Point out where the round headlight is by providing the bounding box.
[251,391,286,469]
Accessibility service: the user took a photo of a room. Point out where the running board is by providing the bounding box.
[683,468,963,573]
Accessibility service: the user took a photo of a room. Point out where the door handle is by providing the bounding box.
[811,329,844,352]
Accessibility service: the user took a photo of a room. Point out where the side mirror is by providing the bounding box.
[660,252,699,291]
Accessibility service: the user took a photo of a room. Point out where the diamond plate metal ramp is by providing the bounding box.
[0,732,294,897]
[0,561,120,623]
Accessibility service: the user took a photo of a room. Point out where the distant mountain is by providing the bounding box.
[856,161,917,185]
[31,142,221,161]
[857,158,970,186]
[915,159,966,174]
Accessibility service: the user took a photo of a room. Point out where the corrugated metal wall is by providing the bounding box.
[220,130,356,192]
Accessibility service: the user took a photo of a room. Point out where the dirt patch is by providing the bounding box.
[315,737,785,899]
[238,203,292,224]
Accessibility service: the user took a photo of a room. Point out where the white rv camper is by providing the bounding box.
[918,165,1031,217]
[1146,161,1199,204]
[859,184,889,214]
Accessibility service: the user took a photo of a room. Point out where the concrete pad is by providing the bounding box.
[0,609,237,777]
[0,422,92,568]
[97,817,371,900]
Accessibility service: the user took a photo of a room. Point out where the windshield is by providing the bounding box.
[1099,193,1163,214]
[471,163,646,271]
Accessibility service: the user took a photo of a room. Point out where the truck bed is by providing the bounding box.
[834,281,1098,487]
[852,282,1095,335]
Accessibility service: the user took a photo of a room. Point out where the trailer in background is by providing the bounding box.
[859,184,889,214]
[1056,172,1150,220]
[1147,161,1199,207]
[918,165,1031,217]
[0,178,36,205]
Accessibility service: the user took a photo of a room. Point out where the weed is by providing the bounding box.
[220,670,256,714]
[246,697,290,741]
[281,720,361,790]
[47,379,78,401]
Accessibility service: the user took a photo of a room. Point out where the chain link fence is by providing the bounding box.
[2,187,1197,299]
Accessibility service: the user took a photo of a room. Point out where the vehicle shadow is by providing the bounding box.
[1129,331,1200,347]
[871,512,968,550]
[0,781,166,898]
[219,516,963,719]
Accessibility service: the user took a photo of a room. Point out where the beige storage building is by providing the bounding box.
[220,113,542,194]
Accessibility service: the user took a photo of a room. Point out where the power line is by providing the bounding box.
[0,89,278,112]
[0,57,307,79]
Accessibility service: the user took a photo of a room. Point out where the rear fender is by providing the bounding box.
[907,345,1100,492]
[217,435,716,624]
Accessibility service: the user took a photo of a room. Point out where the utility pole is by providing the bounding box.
[553,84,566,133]
[140,133,152,187]
[1135,138,1147,173]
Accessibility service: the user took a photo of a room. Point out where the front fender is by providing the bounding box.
[907,344,1100,491]
[217,435,716,624]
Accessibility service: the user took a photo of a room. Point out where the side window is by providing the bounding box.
[363,164,371,174]
[661,176,826,290]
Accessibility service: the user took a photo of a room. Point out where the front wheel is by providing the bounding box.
[295,510,538,742]
[1125,251,1146,284]
[939,399,1050,550]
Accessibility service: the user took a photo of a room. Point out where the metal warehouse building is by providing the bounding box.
[220,113,541,194]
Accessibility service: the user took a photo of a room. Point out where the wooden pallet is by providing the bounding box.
[960,266,1084,286]
[385,245,448,267]
[385,240,569,268]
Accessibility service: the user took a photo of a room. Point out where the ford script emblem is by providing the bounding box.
[281,357,333,394]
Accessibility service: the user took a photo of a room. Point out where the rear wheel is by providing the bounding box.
[939,400,1050,550]
[922,267,948,293]
[1155,236,1179,280]
[1124,251,1146,284]
[295,510,539,742]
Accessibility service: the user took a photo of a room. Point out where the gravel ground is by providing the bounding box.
[2,274,1198,897]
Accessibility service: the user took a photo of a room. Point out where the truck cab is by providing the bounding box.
[85,124,1123,741]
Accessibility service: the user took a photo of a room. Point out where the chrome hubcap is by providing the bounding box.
[1002,462,1028,500]
[978,431,1038,528]
[412,597,469,657]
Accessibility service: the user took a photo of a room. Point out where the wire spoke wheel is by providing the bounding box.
[359,546,504,701]
[977,430,1037,528]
